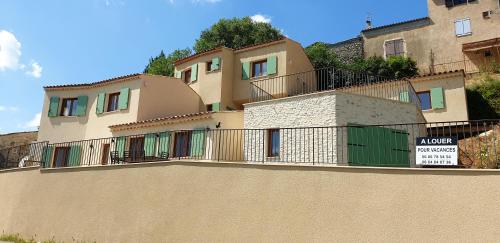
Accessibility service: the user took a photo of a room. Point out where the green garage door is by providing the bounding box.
[348,125,410,167]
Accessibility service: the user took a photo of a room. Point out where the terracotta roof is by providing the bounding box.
[174,37,287,66]
[362,17,430,33]
[109,111,215,130]
[410,69,465,79]
[44,73,143,90]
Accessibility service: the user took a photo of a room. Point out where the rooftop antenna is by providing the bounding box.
[365,13,373,30]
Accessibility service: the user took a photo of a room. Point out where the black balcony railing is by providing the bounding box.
[249,67,421,109]
[6,120,493,170]
[0,142,48,170]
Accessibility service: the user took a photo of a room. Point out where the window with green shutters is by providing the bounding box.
[399,92,409,103]
[118,88,130,110]
[190,129,205,157]
[431,87,445,109]
[242,62,250,80]
[144,133,157,157]
[48,97,60,117]
[267,55,277,75]
[68,145,81,167]
[96,93,106,114]
[174,71,182,79]
[348,125,410,167]
[191,64,198,82]
[76,96,88,117]
[210,57,221,71]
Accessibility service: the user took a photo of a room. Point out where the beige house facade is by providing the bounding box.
[361,0,500,74]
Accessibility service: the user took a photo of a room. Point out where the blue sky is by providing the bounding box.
[0,0,427,134]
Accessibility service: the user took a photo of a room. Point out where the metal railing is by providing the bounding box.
[31,120,499,170]
[249,67,421,109]
[0,142,49,170]
[426,58,499,75]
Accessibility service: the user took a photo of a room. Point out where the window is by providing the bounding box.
[252,60,267,78]
[53,147,70,167]
[183,69,192,83]
[485,50,492,57]
[455,18,472,37]
[60,98,78,116]
[206,60,213,72]
[446,0,476,8]
[385,39,405,58]
[107,92,120,112]
[206,104,213,111]
[417,91,432,110]
[129,137,145,160]
[267,129,280,157]
[174,131,192,157]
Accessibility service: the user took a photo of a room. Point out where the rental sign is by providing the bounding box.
[416,137,458,166]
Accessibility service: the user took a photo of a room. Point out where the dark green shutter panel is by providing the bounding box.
[48,97,60,117]
[399,92,409,103]
[144,133,156,157]
[76,96,88,117]
[96,93,106,114]
[190,129,205,157]
[116,137,126,157]
[118,88,130,110]
[387,129,410,167]
[212,103,221,112]
[41,146,54,168]
[158,132,171,158]
[431,87,445,109]
[68,145,81,167]
[242,62,250,80]
[191,64,198,81]
[347,125,368,166]
[211,57,220,70]
[267,55,277,75]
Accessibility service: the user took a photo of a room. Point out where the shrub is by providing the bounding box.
[466,74,500,119]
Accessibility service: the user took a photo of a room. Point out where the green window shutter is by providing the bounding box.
[76,96,88,117]
[158,132,171,157]
[144,133,156,157]
[399,92,409,103]
[211,57,221,70]
[115,137,126,157]
[431,87,445,109]
[212,102,221,112]
[347,125,369,166]
[190,129,205,157]
[68,145,81,167]
[386,129,410,167]
[41,146,54,168]
[191,64,198,81]
[118,88,130,110]
[267,55,277,75]
[48,97,60,117]
[242,62,250,80]
[96,93,106,114]
[174,71,181,79]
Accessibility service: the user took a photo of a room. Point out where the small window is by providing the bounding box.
[60,98,78,116]
[252,60,267,78]
[385,39,405,58]
[107,92,120,112]
[267,129,280,157]
[418,91,432,111]
[184,69,192,83]
[206,61,213,72]
[455,18,472,37]
[206,104,213,111]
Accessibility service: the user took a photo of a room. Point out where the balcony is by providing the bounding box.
[249,66,421,109]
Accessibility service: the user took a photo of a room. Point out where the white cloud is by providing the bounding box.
[26,61,42,78]
[0,30,22,71]
[0,106,18,112]
[251,14,272,24]
[23,113,41,129]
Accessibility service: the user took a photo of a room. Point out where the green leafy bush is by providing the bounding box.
[466,74,500,119]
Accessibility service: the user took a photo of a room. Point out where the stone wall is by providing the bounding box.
[326,37,364,65]
[0,131,38,149]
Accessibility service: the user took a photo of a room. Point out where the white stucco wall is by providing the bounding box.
[243,91,427,166]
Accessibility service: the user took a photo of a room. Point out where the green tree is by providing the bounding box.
[144,48,192,77]
[304,42,342,69]
[194,17,283,53]
[351,56,418,79]
[466,74,500,119]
